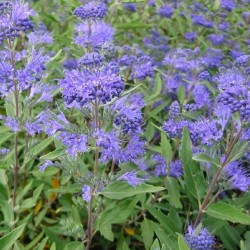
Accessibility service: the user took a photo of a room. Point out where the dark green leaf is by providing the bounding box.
[207,202,250,225]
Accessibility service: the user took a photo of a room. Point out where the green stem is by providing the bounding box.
[9,41,19,217]
[86,100,99,250]
[193,128,242,228]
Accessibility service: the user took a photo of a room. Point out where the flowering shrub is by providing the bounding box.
[0,0,250,249]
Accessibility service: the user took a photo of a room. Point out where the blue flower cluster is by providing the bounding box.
[0,1,34,43]
[111,94,144,134]
[216,66,250,120]
[169,101,180,118]
[60,58,124,106]
[74,1,107,20]
[224,161,250,192]
[185,226,214,250]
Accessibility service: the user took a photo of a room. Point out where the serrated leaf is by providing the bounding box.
[206,202,250,225]
[0,224,26,250]
[101,182,164,200]
[99,223,114,241]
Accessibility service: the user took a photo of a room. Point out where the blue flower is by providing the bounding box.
[185,32,197,42]
[111,94,144,134]
[153,154,167,176]
[4,116,20,132]
[169,101,180,119]
[39,160,54,172]
[220,0,235,11]
[224,161,250,192]
[74,21,114,49]
[208,34,225,46]
[157,5,174,18]
[82,185,91,202]
[74,1,107,21]
[169,160,183,178]
[185,226,215,250]
[124,3,136,12]
[60,58,124,106]
[118,171,145,186]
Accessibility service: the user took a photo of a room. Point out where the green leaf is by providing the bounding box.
[150,221,177,248]
[63,241,84,250]
[240,241,247,250]
[51,183,82,194]
[26,232,44,250]
[40,148,66,160]
[29,137,54,156]
[160,132,172,162]
[0,199,14,224]
[96,199,138,238]
[141,218,154,250]
[101,182,165,200]
[99,223,114,242]
[0,224,26,250]
[0,133,12,146]
[178,235,190,250]
[20,184,44,209]
[145,74,162,103]
[43,227,64,249]
[116,21,150,30]
[150,239,160,250]
[50,242,56,250]
[16,181,33,204]
[50,49,62,62]
[213,0,220,10]
[180,128,206,202]
[214,222,241,250]
[227,141,249,163]
[166,177,182,208]
[192,153,220,167]
[177,85,186,103]
[206,202,250,225]
[144,205,177,234]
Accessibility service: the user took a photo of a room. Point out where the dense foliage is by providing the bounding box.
[0,0,250,249]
